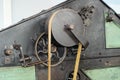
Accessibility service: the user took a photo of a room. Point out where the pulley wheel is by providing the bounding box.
[46,9,84,47]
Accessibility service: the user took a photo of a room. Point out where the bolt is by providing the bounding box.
[4,49,13,55]
[64,24,75,30]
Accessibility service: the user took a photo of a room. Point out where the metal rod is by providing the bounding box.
[20,46,26,66]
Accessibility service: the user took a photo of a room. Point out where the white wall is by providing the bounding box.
[12,0,65,24]
[0,0,65,30]
[3,0,12,27]
[0,0,3,29]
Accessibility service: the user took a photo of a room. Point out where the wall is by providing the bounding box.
[0,0,3,29]
[0,0,65,30]
[12,0,65,24]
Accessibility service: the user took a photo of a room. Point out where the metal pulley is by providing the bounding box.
[46,9,89,49]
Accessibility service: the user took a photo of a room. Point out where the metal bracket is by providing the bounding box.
[65,24,89,49]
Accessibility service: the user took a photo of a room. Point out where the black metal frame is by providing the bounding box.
[0,0,120,80]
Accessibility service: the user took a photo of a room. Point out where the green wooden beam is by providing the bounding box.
[84,67,120,80]
[0,66,36,80]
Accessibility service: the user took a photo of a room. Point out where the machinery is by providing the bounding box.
[0,0,120,80]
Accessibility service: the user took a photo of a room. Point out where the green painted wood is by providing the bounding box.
[84,14,120,80]
[0,66,36,80]
[84,67,120,80]
[105,21,120,48]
